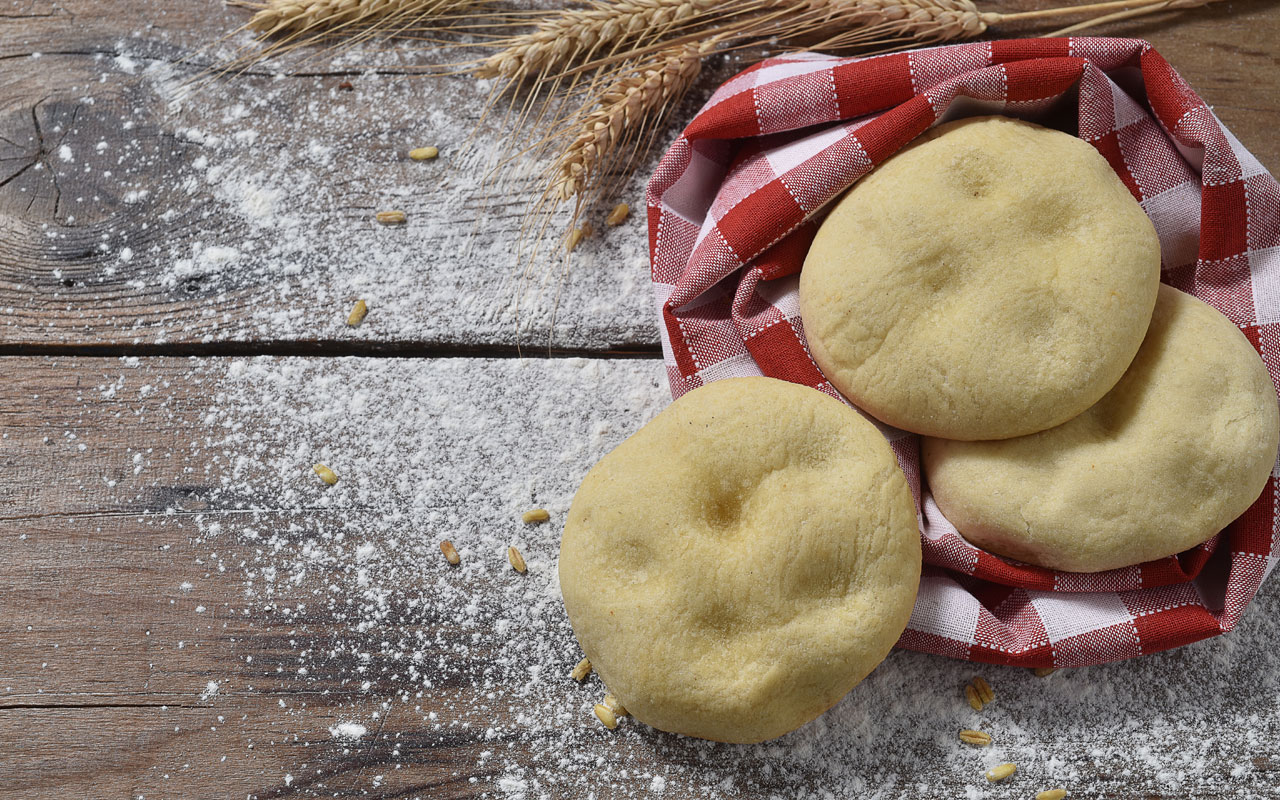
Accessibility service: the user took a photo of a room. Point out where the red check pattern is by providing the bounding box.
[646,38,1280,667]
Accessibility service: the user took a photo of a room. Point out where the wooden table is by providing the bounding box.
[4,1,1279,798]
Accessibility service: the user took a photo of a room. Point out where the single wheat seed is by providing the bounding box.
[409,146,439,160]
[603,693,629,717]
[440,540,461,566]
[1036,789,1068,800]
[1034,667,1058,677]
[606,202,631,226]
[965,684,983,711]
[594,703,618,729]
[522,508,551,524]
[958,729,992,746]
[986,763,1017,782]
[508,545,527,573]
[972,676,994,705]
[347,299,369,327]
[376,210,407,225]
[566,223,592,252]
[312,463,338,485]
[571,658,592,682]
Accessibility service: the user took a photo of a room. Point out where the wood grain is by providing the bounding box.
[0,0,1277,352]
[4,355,1280,799]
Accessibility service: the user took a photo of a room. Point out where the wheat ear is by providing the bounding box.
[473,0,738,82]
[242,0,471,35]
[781,0,998,50]
[550,41,713,202]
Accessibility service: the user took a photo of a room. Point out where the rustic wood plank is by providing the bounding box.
[1,0,1277,352]
[4,354,1280,799]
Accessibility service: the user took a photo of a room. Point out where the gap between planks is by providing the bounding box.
[0,341,664,359]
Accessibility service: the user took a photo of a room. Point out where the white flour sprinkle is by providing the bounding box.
[81,355,1277,799]
[329,722,368,740]
[45,37,669,350]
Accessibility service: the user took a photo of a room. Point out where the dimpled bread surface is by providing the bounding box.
[923,285,1280,573]
[558,377,921,743]
[799,115,1161,440]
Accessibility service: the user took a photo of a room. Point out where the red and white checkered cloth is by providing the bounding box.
[645,37,1280,667]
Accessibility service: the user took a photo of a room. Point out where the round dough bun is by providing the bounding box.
[559,377,920,743]
[923,285,1280,573]
[799,115,1161,440]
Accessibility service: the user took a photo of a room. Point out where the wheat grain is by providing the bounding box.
[409,146,440,160]
[551,42,709,202]
[566,222,594,252]
[312,463,339,485]
[964,684,983,711]
[986,763,1017,782]
[606,202,631,226]
[603,693,629,716]
[346,299,369,326]
[439,539,461,565]
[508,545,527,573]
[958,729,992,746]
[593,702,619,729]
[571,658,592,681]
[522,508,551,524]
[474,0,727,82]
[972,676,994,705]
[1036,789,1068,800]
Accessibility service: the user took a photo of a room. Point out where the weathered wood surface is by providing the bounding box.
[1,0,1278,352]
[5,2,1280,799]
[4,355,1280,799]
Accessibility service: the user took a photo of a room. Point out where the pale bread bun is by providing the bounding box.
[923,285,1280,573]
[799,115,1161,440]
[559,377,920,743]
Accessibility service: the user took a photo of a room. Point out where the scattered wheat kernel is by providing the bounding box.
[972,676,994,705]
[964,684,983,711]
[958,729,992,746]
[376,210,407,225]
[1036,789,1068,800]
[986,763,1017,782]
[570,658,592,682]
[439,540,460,566]
[1034,667,1058,677]
[346,299,369,327]
[593,703,618,729]
[603,693,628,717]
[337,80,354,91]
[508,545,527,574]
[606,202,630,226]
[566,222,593,252]
[522,508,550,524]
[312,464,338,485]
[409,146,439,161]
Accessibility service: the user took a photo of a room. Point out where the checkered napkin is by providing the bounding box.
[645,37,1280,667]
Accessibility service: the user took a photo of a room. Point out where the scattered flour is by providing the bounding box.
[328,722,368,740]
[84,354,1279,799]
